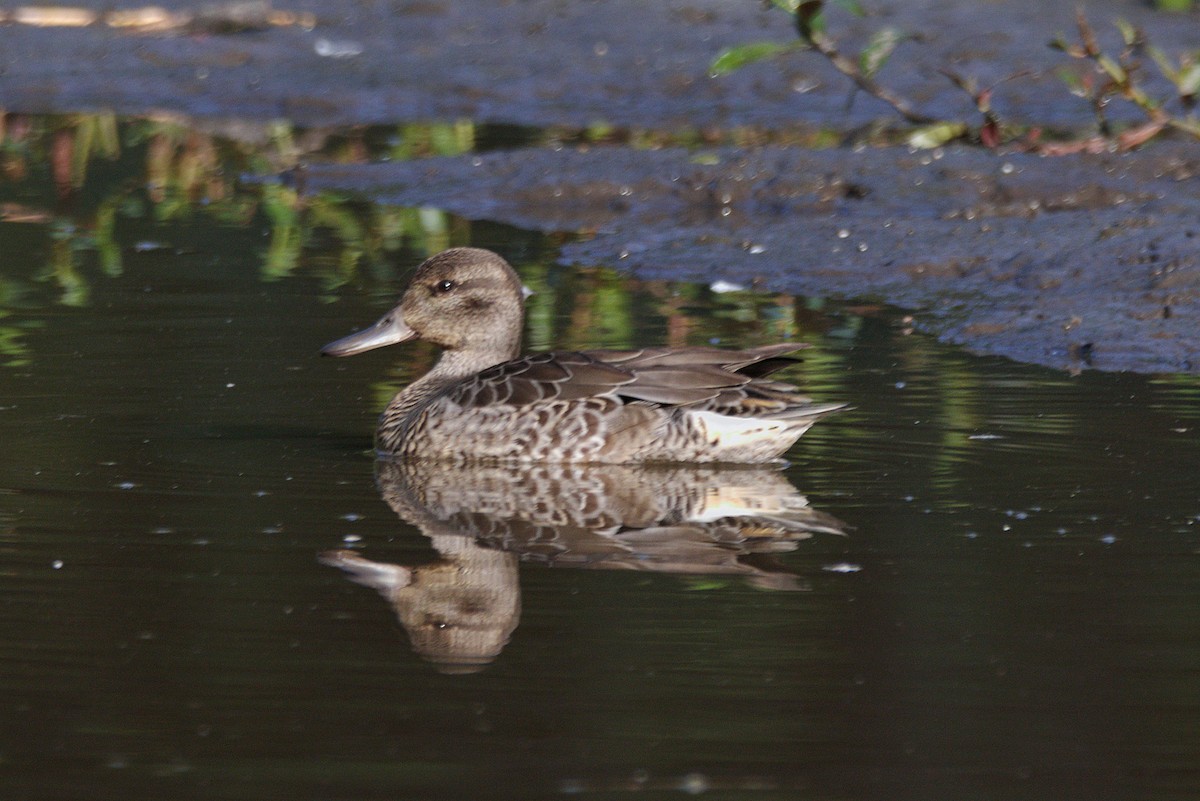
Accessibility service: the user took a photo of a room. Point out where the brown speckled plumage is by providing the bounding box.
[322,247,845,463]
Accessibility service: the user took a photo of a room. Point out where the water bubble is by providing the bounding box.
[314,38,364,58]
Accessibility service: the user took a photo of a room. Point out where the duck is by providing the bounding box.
[321,247,845,463]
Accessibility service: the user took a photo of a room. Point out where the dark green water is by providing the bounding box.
[1,115,1199,800]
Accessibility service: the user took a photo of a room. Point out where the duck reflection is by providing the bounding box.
[321,460,845,672]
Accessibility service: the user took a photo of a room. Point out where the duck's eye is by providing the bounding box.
[435,279,456,294]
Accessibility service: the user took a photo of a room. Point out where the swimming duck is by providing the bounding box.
[322,247,845,462]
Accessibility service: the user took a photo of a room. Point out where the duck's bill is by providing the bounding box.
[321,311,417,357]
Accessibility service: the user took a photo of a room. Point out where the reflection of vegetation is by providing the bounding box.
[0,311,39,367]
[388,121,475,160]
[0,112,486,272]
[46,222,91,307]
[0,108,923,469]
[0,113,495,361]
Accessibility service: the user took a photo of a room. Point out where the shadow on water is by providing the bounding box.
[0,111,1198,799]
[321,460,847,673]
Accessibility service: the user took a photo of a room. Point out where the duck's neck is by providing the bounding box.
[378,345,518,450]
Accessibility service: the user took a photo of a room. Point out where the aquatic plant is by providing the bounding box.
[711,0,929,124]
[711,0,1200,153]
[1043,11,1200,153]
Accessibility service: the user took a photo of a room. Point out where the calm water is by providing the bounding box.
[1,115,1199,800]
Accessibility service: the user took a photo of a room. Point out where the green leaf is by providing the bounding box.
[1055,66,1089,97]
[709,42,791,76]
[1098,54,1127,84]
[1148,46,1180,81]
[1048,34,1085,58]
[1178,62,1200,96]
[859,27,903,79]
[769,0,801,12]
[1114,19,1138,47]
[907,121,967,149]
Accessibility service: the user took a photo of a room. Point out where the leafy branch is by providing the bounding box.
[712,0,933,124]
[1041,10,1200,153]
[711,0,1200,152]
[793,0,934,125]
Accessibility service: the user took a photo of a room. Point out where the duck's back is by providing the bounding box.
[376,344,844,464]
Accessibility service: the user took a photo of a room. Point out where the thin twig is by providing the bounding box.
[799,19,937,124]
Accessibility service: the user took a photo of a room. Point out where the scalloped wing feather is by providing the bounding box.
[442,345,810,412]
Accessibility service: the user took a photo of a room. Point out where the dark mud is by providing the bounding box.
[3,0,1192,130]
[2,0,1198,371]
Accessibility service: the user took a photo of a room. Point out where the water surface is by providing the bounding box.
[1,115,1199,800]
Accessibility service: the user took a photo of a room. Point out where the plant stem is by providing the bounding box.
[803,26,937,125]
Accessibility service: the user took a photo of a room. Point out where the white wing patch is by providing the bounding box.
[688,410,814,462]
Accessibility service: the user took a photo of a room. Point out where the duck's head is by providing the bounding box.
[322,248,527,360]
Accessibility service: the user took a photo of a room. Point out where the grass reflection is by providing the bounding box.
[0,113,874,390]
[0,112,494,362]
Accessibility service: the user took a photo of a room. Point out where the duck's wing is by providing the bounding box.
[443,351,639,408]
[609,344,846,418]
[442,344,814,410]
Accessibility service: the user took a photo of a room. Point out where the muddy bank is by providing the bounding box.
[0,0,1193,130]
[305,142,1200,373]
